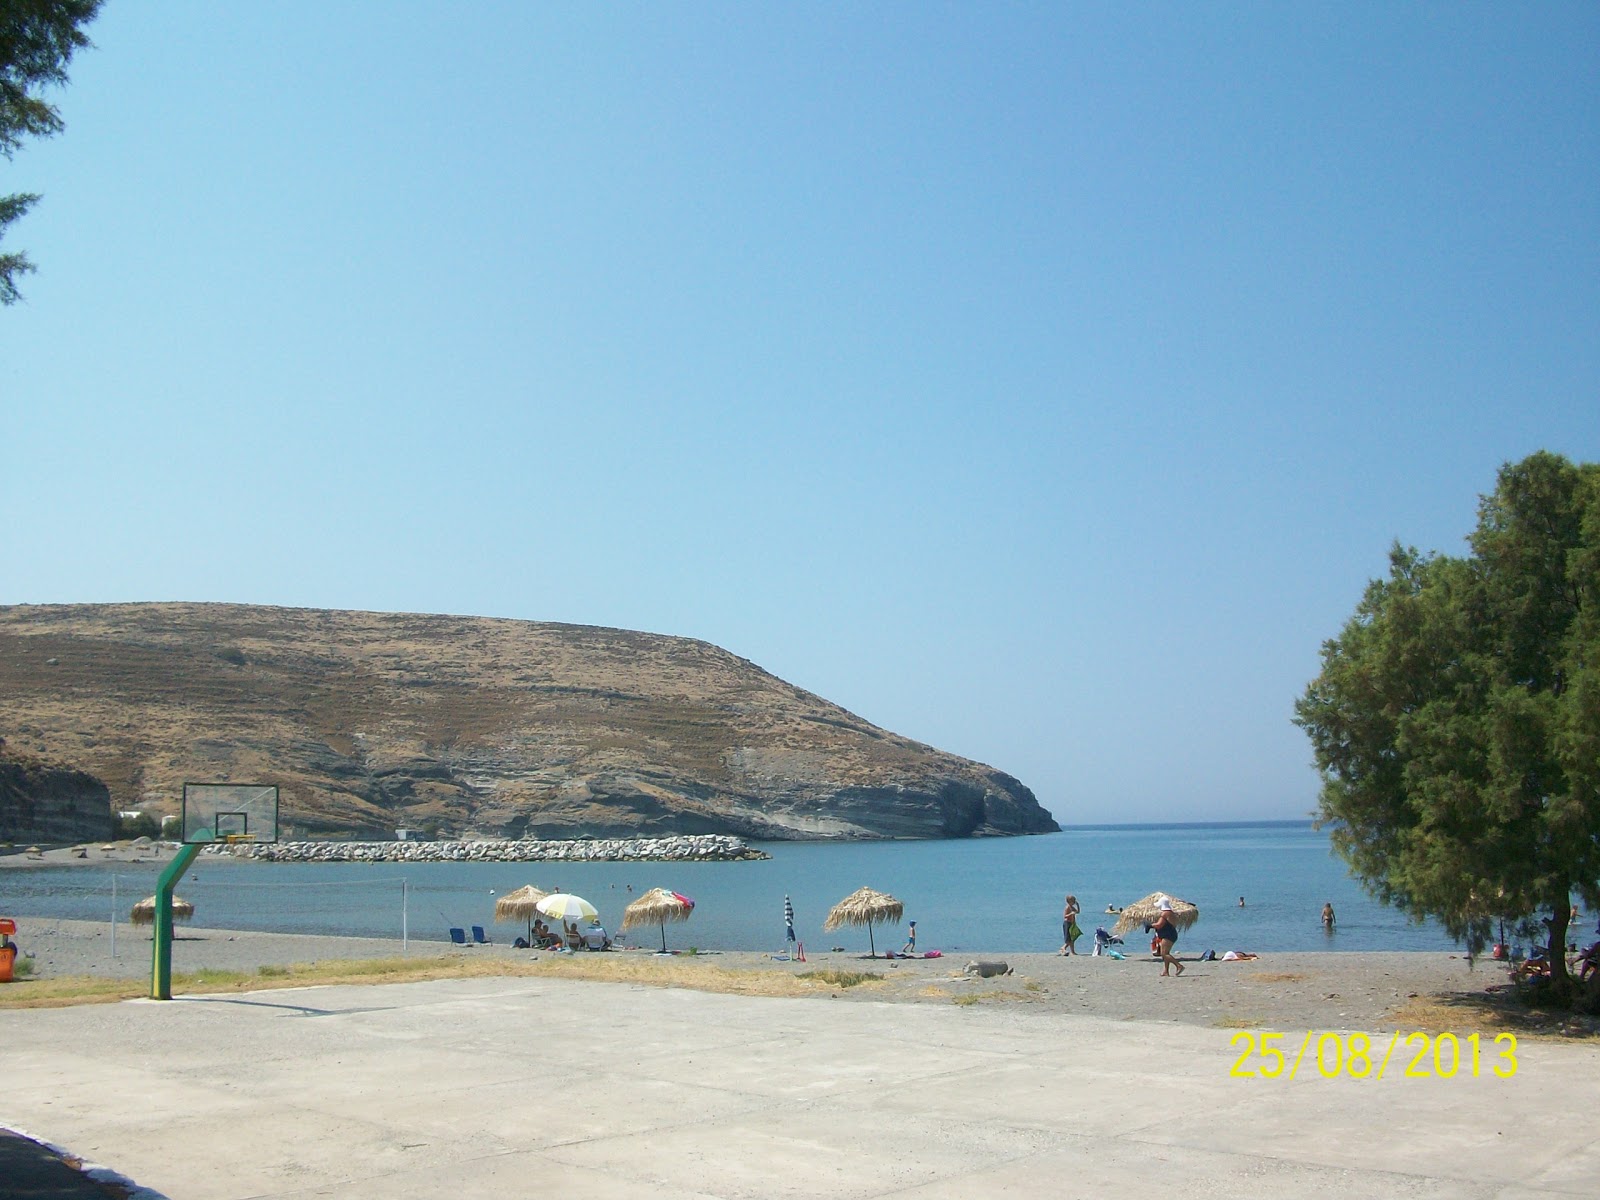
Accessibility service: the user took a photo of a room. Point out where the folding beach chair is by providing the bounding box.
[472,925,491,944]
[449,927,468,945]
[1092,927,1124,957]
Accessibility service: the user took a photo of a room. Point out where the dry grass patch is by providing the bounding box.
[1211,1015,1266,1029]
[794,969,886,990]
[1388,990,1600,1040]
[529,955,883,997]
[0,952,900,1009]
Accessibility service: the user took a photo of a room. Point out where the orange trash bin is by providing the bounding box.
[0,917,16,982]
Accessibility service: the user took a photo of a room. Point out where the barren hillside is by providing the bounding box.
[0,603,1057,840]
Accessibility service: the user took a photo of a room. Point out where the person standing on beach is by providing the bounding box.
[901,921,916,955]
[1322,902,1336,930]
[1153,898,1183,976]
[1060,894,1081,955]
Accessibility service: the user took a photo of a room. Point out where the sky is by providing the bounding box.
[3,4,1596,825]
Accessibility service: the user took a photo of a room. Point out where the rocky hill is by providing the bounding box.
[0,603,1057,841]
[0,740,113,845]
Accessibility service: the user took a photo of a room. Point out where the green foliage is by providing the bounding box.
[112,811,161,840]
[0,0,102,304]
[1296,453,1600,999]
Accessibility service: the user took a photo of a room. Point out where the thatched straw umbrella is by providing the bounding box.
[1111,893,1199,938]
[823,887,904,958]
[130,895,195,926]
[493,884,550,944]
[621,887,695,954]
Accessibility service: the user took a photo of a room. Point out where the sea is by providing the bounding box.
[1,821,1498,955]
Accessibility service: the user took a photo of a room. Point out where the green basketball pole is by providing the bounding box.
[151,834,208,1000]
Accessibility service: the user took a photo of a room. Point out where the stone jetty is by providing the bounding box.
[212,834,769,865]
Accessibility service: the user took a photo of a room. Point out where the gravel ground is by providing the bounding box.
[3,915,1530,1034]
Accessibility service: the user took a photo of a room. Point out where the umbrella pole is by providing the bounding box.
[868,925,876,959]
[660,921,668,954]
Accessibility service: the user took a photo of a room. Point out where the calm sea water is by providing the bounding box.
[1,822,1484,954]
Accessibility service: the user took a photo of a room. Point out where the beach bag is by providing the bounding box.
[1068,921,1082,942]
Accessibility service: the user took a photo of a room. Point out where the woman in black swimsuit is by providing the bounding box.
[1153,902,1183,976]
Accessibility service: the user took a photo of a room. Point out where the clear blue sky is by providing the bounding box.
[3,5,1596,824]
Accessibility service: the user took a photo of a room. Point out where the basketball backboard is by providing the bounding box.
[181,783,280,844]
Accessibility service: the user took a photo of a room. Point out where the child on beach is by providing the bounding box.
[901,921,916,955]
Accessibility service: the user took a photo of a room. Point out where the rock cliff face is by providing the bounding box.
[0,603,1058,841]
[0,742,112,845]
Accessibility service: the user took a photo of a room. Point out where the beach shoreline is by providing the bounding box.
[2,915,1555,1035]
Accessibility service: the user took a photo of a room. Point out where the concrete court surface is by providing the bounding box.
[2,976,1596,1200]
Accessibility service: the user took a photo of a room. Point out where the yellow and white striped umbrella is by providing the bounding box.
[536,893,598,923]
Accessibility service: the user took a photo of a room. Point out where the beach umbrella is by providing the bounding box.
[784,894,795,944]
[536,893,599,928]
[1111,893,1200,938]
[823,887,903,958]
[622,887,696,953]
[493,884,550,943]
[130,895,195,926]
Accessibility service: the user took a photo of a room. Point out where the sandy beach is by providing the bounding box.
[3,843,1583,1034]
[3,915,1550,1036]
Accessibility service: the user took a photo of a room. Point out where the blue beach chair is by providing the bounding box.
[472,926,491,944]
[448,927,468,945]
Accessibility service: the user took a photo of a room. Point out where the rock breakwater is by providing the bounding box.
[215,834,769,865]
